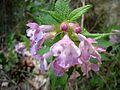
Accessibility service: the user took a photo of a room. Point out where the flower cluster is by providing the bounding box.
[26,22,105,77]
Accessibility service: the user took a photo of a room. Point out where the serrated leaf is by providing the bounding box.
[37,15,58,24]
[82,29,112,40]
[40,9,63,23]
[55,0,71,20]
[48,11,64,23]
[69,5,92,21]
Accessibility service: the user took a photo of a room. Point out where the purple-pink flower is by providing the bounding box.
[26,22,54,56]
[77,34,102,62]
[32,54,48,73]
[50,34,81,76]
[25,22,105,77]
[15,42,26,56]
[77,34,105,77]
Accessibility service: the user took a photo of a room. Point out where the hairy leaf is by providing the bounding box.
[55,0,71,20]
[37,15,58,24]
[82,28,111,40]
[40,9,63,23]
[69,5,92,21]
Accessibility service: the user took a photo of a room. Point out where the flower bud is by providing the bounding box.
[73,26,81,34]
[60,22,69,32]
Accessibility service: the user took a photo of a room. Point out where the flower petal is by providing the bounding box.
[91,64,99,72]
[52,60,65,76]
[39,25,54,32]
[26,22,39,29]
[50,43,63,56]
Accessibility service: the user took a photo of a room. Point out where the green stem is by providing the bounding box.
[81,0,85,30]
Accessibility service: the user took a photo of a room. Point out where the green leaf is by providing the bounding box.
[40,9,63,23]
[49,68,57,90]
[4,62,14,72]
[90,58,98,64]
[56,73,68,90]
[81,28,91,35]
[56,73,68,85]
[49,11,64,22]
[38,45,50,55]
[20,35,30,49]
[39,0,71,23]
[83,33,111,39]
[52,32,64,44]
[82,29,112,40]
[44,38,54,47]
[88,75,104,88]
[69,5,92,21]
[37,14,58,24]
[96,39,113,48]
[55,0,71,20]
[49,68,68,90]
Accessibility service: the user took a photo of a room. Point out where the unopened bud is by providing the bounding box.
[74,26,81,34]
[60,22,69,32]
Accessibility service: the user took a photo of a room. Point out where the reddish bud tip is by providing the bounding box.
[74,26,82,34]
[60,22,69,32]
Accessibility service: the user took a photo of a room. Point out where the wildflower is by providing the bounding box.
[77,34,104,77]
[26,22,54,55]
[80,61,99,77]
[50,34,81,76]
[32,34,81,76]
[15,42,26,56]
[77,34,101,62]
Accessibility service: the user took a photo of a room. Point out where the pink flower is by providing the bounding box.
[77,34,101,63]
[80,61,99,77]
[95,47,106,53]
[77,34,103,77]
[30,34,81,76]
[50,34,82,76]
[15,42,26,56]
[26,22,54,56]
[32,54,48,73]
